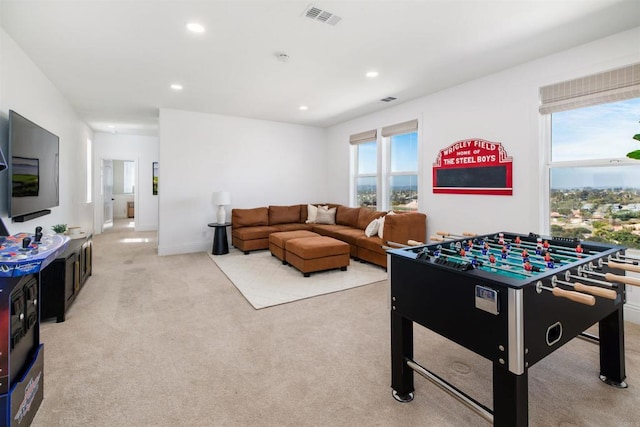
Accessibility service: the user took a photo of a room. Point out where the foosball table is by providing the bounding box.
[388,231,637,426]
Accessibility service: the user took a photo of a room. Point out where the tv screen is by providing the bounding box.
[8,110,59,221]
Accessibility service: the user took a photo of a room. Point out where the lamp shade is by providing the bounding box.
[213,191,231,206]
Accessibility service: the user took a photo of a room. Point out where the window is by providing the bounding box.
[389,131,418,211]
[545,71,640,248]
[351,120,419,211]
[356,141,378,209]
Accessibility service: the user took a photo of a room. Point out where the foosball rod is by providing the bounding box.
[598,259,640,273]
[536,281,596,306]
[612,253,640,263]
[551,276,617,300]
[478,240,568,268]
[579,268,640,287]
[486,235,585,259]
[439,246,532,273]
[565,268,617,288]
[434,232,560,269]
[437,247,533,278]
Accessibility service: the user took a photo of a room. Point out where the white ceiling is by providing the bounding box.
[1,1,639,136]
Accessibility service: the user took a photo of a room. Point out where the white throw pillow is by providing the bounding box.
[378,211,396,239]
[315,206,336,224]
[364,218,380,237]
[306,204,319,223]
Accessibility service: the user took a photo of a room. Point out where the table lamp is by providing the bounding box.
[213,191,231,224]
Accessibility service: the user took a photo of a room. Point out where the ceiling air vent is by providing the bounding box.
[303,5,342,26]
[380,97,397,102]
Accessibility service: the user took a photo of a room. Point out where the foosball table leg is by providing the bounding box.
[493,363,528,427]
[391,312,414,402]
[598,307,627,388]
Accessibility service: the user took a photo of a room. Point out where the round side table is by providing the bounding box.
[208,222,231,255]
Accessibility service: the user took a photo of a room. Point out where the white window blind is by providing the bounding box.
[381,119,418,137]
[539,63,640,114]
[349,129,377,145]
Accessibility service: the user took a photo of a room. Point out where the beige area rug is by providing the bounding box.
[208,248,387,309]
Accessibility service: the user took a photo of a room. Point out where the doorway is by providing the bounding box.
[101,159,136,232]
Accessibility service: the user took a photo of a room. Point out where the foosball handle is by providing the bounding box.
[436,231,450,236]
[605,273,640,287]
[607,261,640,274]
[573,282,617,300]
[462,232,476,236]
[551,287,596,306]
[407,240,424,246]
[430,236,445,242]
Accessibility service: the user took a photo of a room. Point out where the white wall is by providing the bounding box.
[158,108,326,255]
[92,132,159,232]
[0,27,93,235]
[326,27,640,322]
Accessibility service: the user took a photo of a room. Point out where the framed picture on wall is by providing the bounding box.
[152,162,158,195]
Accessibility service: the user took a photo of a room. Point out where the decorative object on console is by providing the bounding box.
[213,191,231,224]
[52,224,67,234]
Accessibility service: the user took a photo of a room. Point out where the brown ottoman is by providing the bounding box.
[285,236,350,277]
[269,230,320,263]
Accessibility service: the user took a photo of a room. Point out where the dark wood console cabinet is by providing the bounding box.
[40,234,93,322]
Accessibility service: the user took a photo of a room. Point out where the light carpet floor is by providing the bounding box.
[208,248,388,309]
[31,220,640,426]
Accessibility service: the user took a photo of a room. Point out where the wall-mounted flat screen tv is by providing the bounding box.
[8,110,59,222]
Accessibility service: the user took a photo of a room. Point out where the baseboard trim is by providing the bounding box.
[624,302,640,325]
[158,241,209,256]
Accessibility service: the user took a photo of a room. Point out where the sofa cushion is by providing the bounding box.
[336,206,360,228]
[378,211,396,238]
[272,223,313,232]
[232,207,269,228]
[331,228,366,246]
[357,234,385,252]
[357,208,386,230]
[316,206,336,224]
[232,225,279,240]
[310,224,352,238]
[269,205,301,225]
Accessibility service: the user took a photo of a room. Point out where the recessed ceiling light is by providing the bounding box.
[186,22,205,33]
[170,84,183,91]
[366,71,379,78]
[299,105,309,111]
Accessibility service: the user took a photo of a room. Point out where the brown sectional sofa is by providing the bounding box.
[231,204,427,269]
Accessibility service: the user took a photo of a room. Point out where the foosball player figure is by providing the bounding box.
[464,239,473,251]
[524,260,541,272]
[536,237,543,255]
[514,235,521,246]
[498,232,505,245]
[471,256,482,267]
[543,251,555,268]
[576,243,584,257]
[482,242,490,255]
[433,245,441,257]
[501,246,508,259]
[521,249,530,263]
[543,239,550,250]
[488,253,497,264]
[459,248,466,257]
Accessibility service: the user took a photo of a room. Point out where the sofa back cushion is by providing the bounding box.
[357,208,386,230]
[336,206,360,228]
[269,205,301,225]
[232,207,269,228]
